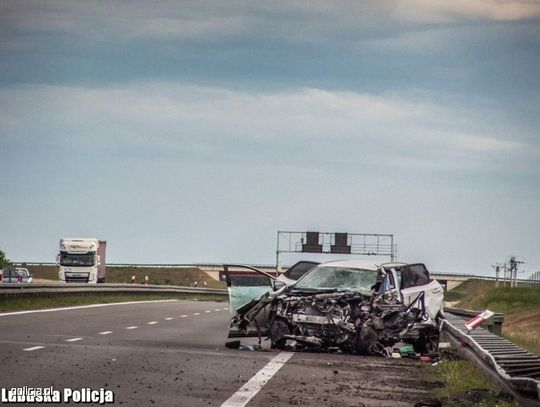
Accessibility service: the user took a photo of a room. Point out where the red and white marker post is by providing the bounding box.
[144,276,149,285]
[131,275,136,284]
[465,310,494,331]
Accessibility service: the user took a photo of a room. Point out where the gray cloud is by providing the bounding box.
[1,83,535,169]
[1,1,539,275]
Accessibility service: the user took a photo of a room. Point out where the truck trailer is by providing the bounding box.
[58,238,106,283]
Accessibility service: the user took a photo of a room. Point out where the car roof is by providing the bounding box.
[379,262,409,268]
[318,260,379,271]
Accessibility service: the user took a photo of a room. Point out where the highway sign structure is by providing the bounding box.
[275,231,396,269]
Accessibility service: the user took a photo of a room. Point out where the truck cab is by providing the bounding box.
[58,238,106,283]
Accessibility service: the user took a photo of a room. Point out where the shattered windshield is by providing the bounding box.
[294,266,378,294]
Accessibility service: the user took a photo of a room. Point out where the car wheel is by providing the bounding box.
[413,326,440,354]
[268,318,290,349]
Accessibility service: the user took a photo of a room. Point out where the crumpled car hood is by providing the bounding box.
[231,287,438,356]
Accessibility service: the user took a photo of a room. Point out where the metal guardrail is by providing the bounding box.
[0,283,227,299]
[12,262,279,269]
[443,310,540,406]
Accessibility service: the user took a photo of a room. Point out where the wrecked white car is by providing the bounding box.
[225,260,444,356]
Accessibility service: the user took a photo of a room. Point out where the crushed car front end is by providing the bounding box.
[227,261,444,356]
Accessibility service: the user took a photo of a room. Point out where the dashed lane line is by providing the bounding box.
[221,352,294,407]
[205,310,212,313]
[17,305,216,352]
[23,346,45,351]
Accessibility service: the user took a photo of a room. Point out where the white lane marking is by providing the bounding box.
[126,326,138,330]
[193,312,200,316]
[165,317,174,320]
[205,310,211,313]
[222,307,228,310]
[214,309,221,312]
[180,315,188,318]
[0,299,179,317]
[221,352,293,407]
[23,346,45,351]
[99,331,113,335]
[65,337,83,342]
[147,321,158,325]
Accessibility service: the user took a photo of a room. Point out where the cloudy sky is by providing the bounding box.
[1,1,539,276]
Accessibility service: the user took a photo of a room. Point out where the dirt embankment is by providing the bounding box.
[22,265,226,289]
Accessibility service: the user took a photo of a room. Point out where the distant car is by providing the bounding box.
[225,260,444,355]
[0,267,33,284]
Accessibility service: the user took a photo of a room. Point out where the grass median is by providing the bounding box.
[425,355,518,406]
[0,293,227,312]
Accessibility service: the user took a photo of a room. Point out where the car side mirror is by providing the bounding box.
[272,280,286,291]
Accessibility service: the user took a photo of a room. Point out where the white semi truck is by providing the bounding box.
[58,238,106,283]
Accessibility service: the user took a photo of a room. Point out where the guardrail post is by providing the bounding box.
[131,275,135,284]
[491,318,503,336]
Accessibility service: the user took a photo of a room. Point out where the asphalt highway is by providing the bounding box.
[0,300,436,406]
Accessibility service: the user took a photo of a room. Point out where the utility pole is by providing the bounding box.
[508,256,524,288]
[491,264,503,288]
[509,257,516,288]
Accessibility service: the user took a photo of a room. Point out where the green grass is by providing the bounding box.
[0,293,227,312]
[443,289,465,302]
[455,280,540,314]
[426,357,517,406]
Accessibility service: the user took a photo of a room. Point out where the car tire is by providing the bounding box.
[413,326,440,354]
[268,318,290,349]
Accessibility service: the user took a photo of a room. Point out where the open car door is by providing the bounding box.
[223,264,286,337]
[223,264,282,312]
